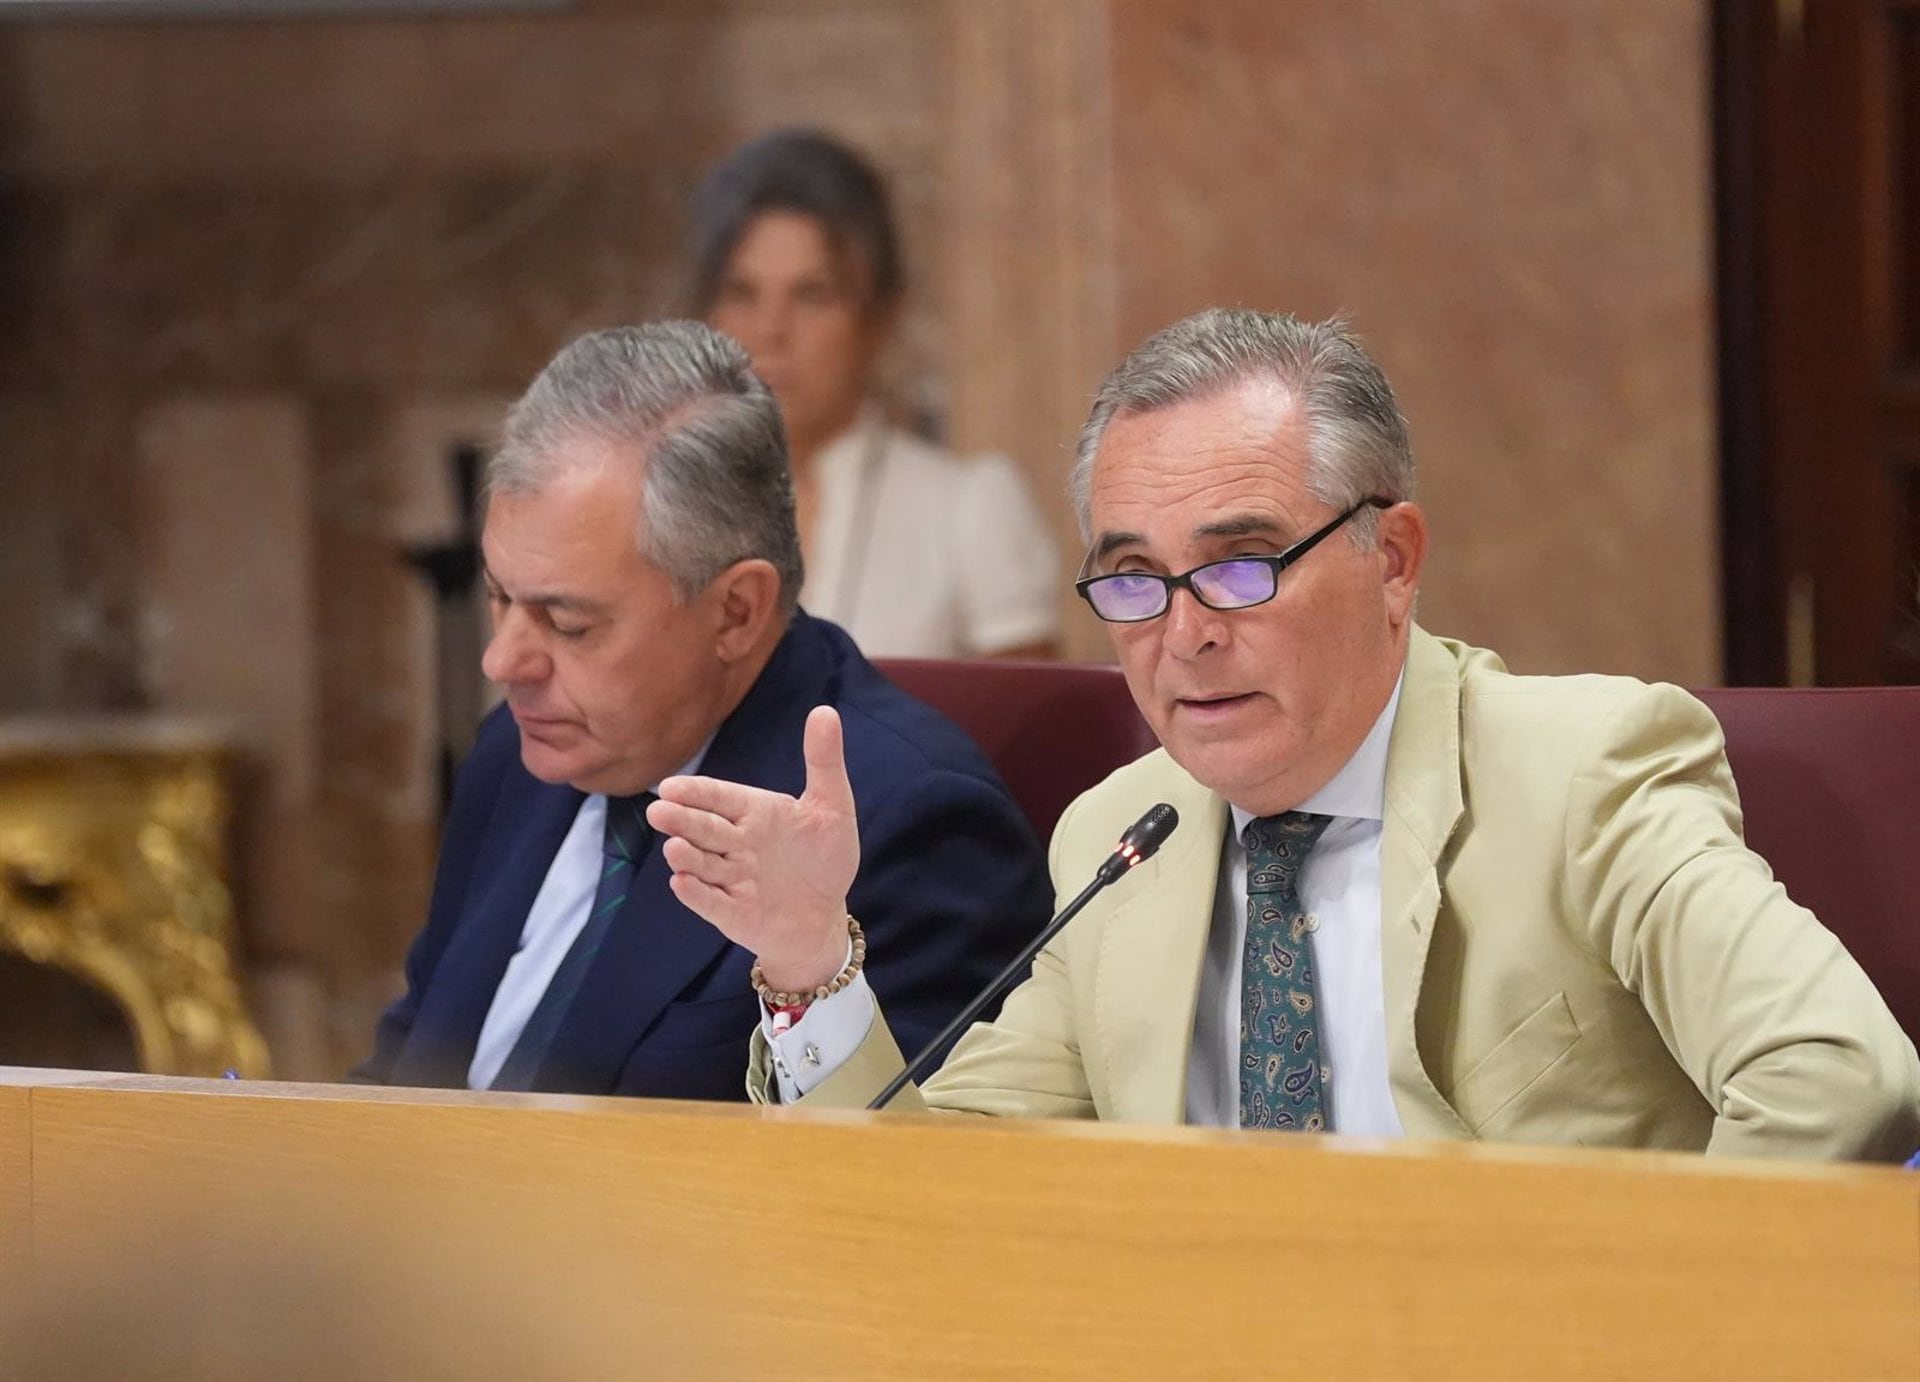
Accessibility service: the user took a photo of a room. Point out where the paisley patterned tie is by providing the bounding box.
[1239,811,1334,1131]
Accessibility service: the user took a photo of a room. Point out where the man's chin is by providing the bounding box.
[517,739,590,787]
[1164,733,1283,808]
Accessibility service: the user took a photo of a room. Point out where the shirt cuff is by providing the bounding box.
[760,970,876,1103]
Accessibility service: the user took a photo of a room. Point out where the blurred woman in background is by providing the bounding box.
[689,129,1060,659]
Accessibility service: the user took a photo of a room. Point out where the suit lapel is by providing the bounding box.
[1094,766,1227,1125]
[1379,627,1473,1139]
[393,773,584,1088]
[529,616,827,1093]
[532,834,731,1093]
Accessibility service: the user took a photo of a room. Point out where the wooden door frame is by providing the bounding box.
[1716,0,1913,686]
[1714,0,1783,685]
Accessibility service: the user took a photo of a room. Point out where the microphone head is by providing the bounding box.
[1115,802,1179,867]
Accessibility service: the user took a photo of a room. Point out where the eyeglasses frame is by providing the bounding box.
[1073,496,1396,624]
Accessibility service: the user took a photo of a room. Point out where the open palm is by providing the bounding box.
[647,705,861,990]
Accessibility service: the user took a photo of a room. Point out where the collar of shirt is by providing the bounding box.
[1228,666,1406,842]
[810,401,885,480]
[640,733,717,799]
[594,733,719,814]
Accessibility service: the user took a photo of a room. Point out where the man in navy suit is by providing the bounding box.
[355,322,1048,1099]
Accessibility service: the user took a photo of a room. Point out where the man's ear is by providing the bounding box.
[1375,502,1428,628]
[708,558,784,662]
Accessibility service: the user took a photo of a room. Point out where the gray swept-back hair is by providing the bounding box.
[1071,309,1415,546]
[489,321,803,611]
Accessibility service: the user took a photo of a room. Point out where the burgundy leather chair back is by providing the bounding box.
[876,659,1158,844]
[875,665,1920,1040]
[1693,686,1920,1042]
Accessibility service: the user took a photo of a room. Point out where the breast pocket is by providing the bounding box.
[1448,991,1584,1134]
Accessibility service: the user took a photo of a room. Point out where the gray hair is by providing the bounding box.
[1070,309,1415,546]
[490,322,804,611]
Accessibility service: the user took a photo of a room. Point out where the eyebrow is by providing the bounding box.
[1195,514,1290,542]
[1090,530,1147,563]
[1090,514,1292,564]
[482,568,609,618]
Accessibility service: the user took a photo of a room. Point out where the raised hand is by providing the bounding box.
[646,705,860,992]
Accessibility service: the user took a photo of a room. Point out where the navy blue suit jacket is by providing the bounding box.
[355,612,1050,1100]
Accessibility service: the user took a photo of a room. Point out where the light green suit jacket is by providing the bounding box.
[760,628,1920,1158]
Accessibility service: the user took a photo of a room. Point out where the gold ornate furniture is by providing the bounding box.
[0,722,269,1077]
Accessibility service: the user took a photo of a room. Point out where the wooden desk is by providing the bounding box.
[0,1069,127,1382]
[0,1079,24,1382]
[6,1070,1917,1380]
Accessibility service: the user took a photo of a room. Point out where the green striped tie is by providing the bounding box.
[491,792,653,1091]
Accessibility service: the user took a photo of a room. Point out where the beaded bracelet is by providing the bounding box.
[751,916,866,1009]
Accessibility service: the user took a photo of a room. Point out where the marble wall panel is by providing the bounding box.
[0,6,932,184]
[1108,0,1718,684]
[1,14,716,180]
[135,399,315,794]
[130,394,338,1073]
[0,278,148,712]
[0,402,66,713]
[134,398,318,973]
[935,0,1118,663]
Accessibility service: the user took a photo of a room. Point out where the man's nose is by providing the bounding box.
[480,610,548,687]
[1159,586,1226,660]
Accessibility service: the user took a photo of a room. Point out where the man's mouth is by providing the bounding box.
[1175,692,1257,712]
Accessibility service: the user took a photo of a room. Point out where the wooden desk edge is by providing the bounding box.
[9,1066,1916,1191]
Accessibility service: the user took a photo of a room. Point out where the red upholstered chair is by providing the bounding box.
[876,659,1158,844]
[1694,686,1920,1043]
[876,663,1920,1043]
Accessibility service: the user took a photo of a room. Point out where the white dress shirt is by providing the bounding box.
[767,675,1407,1135]
[468,743,710,1091]
[1187,675,1405,1135]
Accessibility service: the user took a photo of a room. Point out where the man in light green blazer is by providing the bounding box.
[649,308,1920,1159]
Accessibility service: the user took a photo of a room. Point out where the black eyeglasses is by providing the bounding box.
[1074,498,1393,624]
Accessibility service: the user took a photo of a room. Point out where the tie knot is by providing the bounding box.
[1243,810,1331,895]
[602,791,656,865]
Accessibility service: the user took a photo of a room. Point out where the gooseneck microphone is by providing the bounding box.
[866,802,1180,1111]
[1095,801,1180,885]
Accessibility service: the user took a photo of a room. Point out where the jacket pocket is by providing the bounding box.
[642,992,757,1051]
[1449,990,1583,1134]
